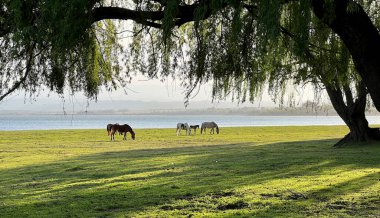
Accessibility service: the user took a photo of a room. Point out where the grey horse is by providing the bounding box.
[201,122,219,134]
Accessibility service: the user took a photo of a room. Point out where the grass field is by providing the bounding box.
[0,126,379,217]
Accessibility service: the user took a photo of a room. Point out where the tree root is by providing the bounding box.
[334,128,380,147]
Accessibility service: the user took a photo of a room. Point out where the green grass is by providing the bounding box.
[0,126,379,217]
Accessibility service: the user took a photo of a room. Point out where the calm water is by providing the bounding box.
[1,114,380,131]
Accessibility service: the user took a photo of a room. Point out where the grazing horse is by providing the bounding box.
[189,125,199,135]
[201,122,219,134]
[107,123,119,136]
[176,123,190,136]
[110,124,136,141]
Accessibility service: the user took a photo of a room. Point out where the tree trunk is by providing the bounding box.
[334,110,380,146]
[312,0,380,112]
[325,83,380,146]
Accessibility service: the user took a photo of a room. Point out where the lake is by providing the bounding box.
[1,114,380,131]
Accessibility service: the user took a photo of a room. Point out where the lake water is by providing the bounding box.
[1,114,380,131]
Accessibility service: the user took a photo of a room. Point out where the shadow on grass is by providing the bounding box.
[0,139,379,217]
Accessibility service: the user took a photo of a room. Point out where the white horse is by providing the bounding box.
[176,123,190,136]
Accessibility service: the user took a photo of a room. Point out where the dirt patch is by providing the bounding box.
[217,200,249,210]
[326,200,356,210]
[177,193,194,200]
[160,205,188,211]
[285,191,307,200]
[260,193,282,199]
[211,191,236,199]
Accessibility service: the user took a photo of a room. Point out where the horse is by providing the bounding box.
[107,123,123,136]
[110,124,136,141]
[189,125,199,134]
[176,123,190,136]
[201,122,219,134]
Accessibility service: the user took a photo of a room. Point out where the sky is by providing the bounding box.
[97,75,211,102]
[0,75,278,113]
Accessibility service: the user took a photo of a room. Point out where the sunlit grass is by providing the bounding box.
[0,126,379,217]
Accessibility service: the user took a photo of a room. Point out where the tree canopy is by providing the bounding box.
[1,0,380,109]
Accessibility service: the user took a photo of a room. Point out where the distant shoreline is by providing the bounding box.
[2,114,380,131]
[1,109,379,116]
[2,99,379,116]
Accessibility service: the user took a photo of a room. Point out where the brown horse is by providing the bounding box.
[110,124,135,141]
[107,123,123,136]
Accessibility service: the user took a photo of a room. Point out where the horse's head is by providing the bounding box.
[131,131,136,140]
[216,126,219,134]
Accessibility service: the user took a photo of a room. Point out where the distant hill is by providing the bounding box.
[0,98,252,114]
[1,98,379,116]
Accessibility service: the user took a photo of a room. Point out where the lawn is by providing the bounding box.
[0,126,379,217]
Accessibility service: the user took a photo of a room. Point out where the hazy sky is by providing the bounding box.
[0,74,325,112]
[0,75,278,112]
[97,75,213,102]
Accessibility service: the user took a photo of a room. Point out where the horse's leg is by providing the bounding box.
[124,132,126,140]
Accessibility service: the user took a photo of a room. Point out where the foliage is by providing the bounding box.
[0,126,379,217]
[0,0,379,104]
[0,0,124,100]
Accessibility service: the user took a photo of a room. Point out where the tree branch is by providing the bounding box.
[92,7,163,28]
[92,0,230,28]
[0,43,35,102]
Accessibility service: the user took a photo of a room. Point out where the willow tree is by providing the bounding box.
[274,10,380,144]
[1,1,380,111]
[309,35,380,145]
